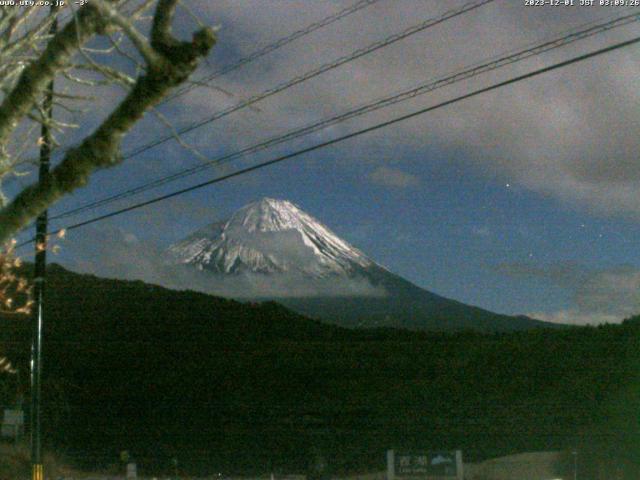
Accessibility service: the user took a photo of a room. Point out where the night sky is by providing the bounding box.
[10,0,640,325]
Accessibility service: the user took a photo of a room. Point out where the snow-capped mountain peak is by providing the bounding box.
[168,198,372,277]
[165,198,552,332]
[226,197,309,233]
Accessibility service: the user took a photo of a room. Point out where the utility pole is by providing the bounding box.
[31,7,57,480]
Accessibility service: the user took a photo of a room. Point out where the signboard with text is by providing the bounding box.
[387,450,463,480]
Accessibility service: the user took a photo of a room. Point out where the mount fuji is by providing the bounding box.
[168,197,373,278]
[168,198,556,332]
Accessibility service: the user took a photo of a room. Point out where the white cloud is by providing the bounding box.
[529,309,621,326]
[471,226,491,238]
[176,1,640,218]
[499,262,640,325]
[368,166,419,188]
[60,225,387,299]
[10,1,639,224]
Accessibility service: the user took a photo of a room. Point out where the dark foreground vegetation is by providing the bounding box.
[1,264,638,478]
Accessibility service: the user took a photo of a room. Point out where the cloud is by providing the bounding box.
[471,226,491,238]
[527,309,621,326]
[497,262,640,325]
[175,1,640,218]
[368,166,420,188]
[10,2,639,224]
[60,225,387,299]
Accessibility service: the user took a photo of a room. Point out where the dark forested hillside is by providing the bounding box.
[0,265,638,478]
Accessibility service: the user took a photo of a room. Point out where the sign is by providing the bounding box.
[387,450,463,480]
[1,409,24,439]
[126,462,137,479]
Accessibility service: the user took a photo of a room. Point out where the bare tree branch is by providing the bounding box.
[91,0,161,65]
[0,5,109,147]
[0,1,215,242]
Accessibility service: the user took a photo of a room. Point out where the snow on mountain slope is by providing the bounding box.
[166,198,557,331]
[168,198,373,277]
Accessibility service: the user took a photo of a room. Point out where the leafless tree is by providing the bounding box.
[0,0,215,244]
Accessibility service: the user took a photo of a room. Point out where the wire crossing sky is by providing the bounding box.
[19,31,640,248]
[122,0,495,160]
[163,0,383,105]
[50,9,640,221]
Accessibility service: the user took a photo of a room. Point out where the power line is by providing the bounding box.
[122,0,495,160]
[29,0,383,158]
[16,33,640,250]
[162,0,383,105]
[50,10,640,220]
[53,10,640,218]
[25,0,492,227]
[26,0,383,174]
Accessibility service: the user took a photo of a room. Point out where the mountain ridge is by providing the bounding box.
[168,198,560,332]
[0,263,633,476]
